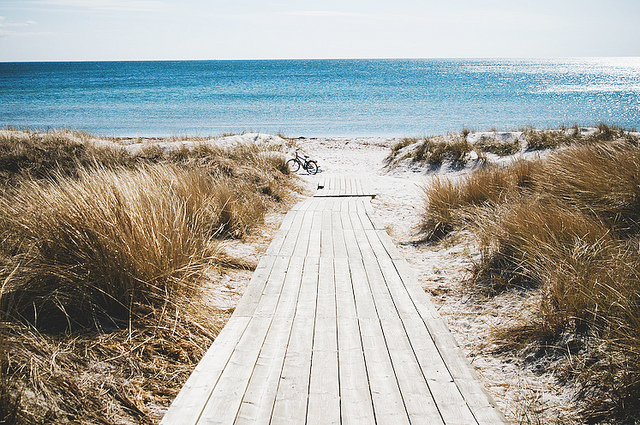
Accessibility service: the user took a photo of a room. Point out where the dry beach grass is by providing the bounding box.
[407,126,640,423]
[0,130,301,424]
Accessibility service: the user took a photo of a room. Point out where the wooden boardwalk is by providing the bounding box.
[161,175,506,425]
[315,174,376,198]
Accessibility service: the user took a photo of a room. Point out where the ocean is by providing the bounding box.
[1,58,639,137]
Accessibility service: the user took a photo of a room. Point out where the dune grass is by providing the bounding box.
[385,135,472,168]
[385,124,638,170]
[416,129,640,423]
[0,130,134,185]
[474,135,522,156]
[0,129,299,424]
[419,159,541,241]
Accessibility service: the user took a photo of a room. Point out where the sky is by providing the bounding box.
[0,0,639,62]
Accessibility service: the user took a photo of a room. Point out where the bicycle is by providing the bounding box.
[287,150,319,175]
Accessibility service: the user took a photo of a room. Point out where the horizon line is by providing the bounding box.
[2,55,640,64]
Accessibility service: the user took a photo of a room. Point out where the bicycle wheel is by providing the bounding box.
[305,161,319,175]
[287,158,300,172]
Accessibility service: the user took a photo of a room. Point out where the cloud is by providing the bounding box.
[0,15,39,37]
[0,16,38,28]
[282,10,369,18]
[31,0,164,12]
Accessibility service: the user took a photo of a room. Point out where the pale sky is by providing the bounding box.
[1,0,639,62]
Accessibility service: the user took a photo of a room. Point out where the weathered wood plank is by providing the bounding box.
[331,211,348,259]
[307,257,340,425]
[266,207,305,256]
[361,204,506,424]
[193,254,291,424]
[360,252,445,424]
[392,259,507,424]
[306,210,322,258]
[340,210,362,259]
[234,256,305,425]
[349,256,411,425]
[159,315,251,425]
[270,256,319,424]
[368,250,479,424]
[334,257,376,425]
[313,174,376,198]
[232,254,281,318]
[320,209,334,258]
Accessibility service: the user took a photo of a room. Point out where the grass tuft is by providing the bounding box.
[0,129,300,423]
[420,159,541,241]
[474,135,522,156]
[419,133,640,422]
[385,135,472,168]
[1,164,244,331]
[535,141,640,236]
[524,127,578,150]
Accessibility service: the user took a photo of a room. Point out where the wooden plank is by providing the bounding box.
[372,252,479,425]
[195,317,273,424]
[350,223,376,261]
[374,229,404,259]
[365,218,506,424]
[267,206,306,256]
[348,257,411,425]
[391,259,507,424]
[234,256,305,425]
[251,255,294,319]
[340,210,362,259]
[331,210,348,259]
[334,257,376,425]
[194,255,291,424]
[291,210,314,258]
[307,257,340,425]
[313,175,375,198]
[270,256,319,424]
[320,209,334,258]
[306,210,322,258]
[357,196,505,424]
[355,207,375,231]
[360,253,445,425]
[232,254,280,318]
[160,315,251,425]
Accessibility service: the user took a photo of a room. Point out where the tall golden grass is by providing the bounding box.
[0,129,299,423]
[417,129,640,422]
[0,130,134,185]
[1,165,249,331]
[420,159,541,241]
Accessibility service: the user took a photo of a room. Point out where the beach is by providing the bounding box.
[176,131,582,423]
[102,131,587,422]
[4,127,638,423]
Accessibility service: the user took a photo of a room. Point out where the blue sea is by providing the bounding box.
[1,58,640,137]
